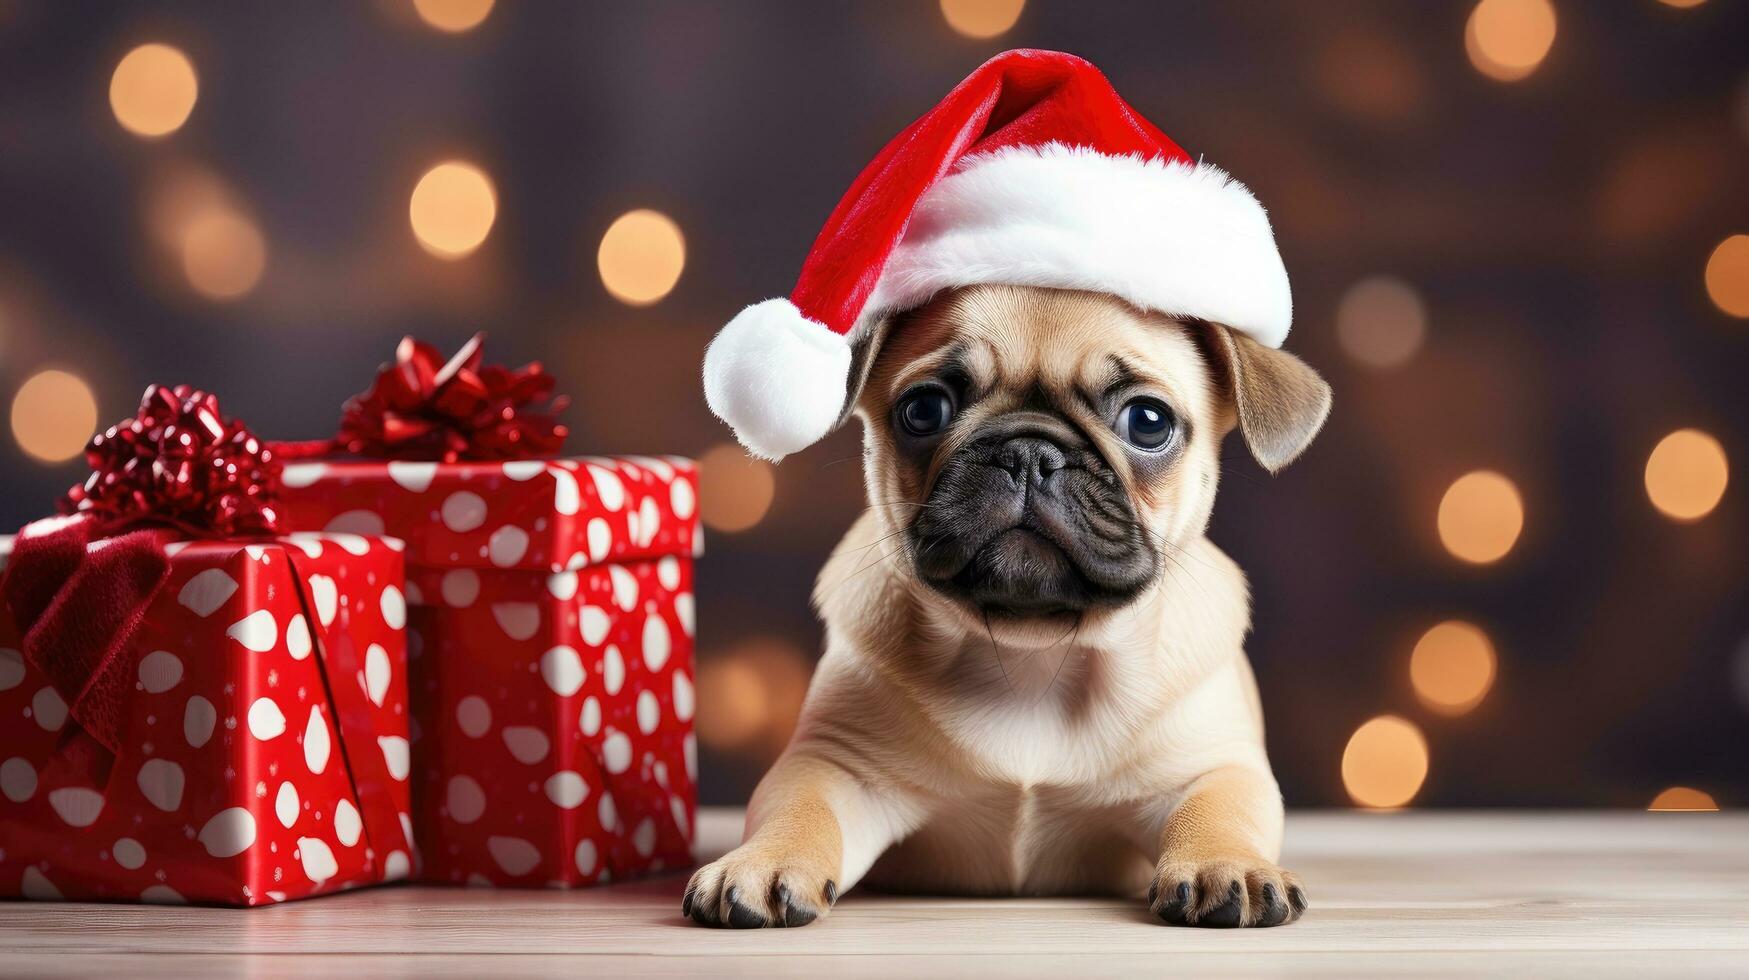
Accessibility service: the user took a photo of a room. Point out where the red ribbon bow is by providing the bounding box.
[60,383,281,538]
[329,333,569,463]
[5,386,278,756]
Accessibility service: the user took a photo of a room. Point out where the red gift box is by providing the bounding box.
[277,454,700,887]
[0,529,414,906]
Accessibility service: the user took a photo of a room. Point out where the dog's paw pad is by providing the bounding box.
[1149,858,1306,928]
[682,848,834,928]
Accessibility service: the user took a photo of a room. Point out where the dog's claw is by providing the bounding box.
[781,898,817,927]
[824,880,839,906]
[772,882,817,927]
[1154,879,1193,925]
[685,855,831,929]
[1199,880,1244,928]
[725,884,768,929]
[1257,882,1289,927]
[1151,860,1306,928]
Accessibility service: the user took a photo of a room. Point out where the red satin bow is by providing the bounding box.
[330,333,568,463]
[6,386,278,753]
[0,517,174,756]
[60,384,281,538]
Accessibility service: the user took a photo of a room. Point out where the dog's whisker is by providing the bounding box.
[859,499,937,511]
[1151,543,1217,607]
[837,524,914,557]
[833,500,938,558]
[983,609,1019,699]
[1032,616,1084,707]
[1006,613,1082,678]
[1115,517,1228,585]
[1215,454,1272,488]
[1108,515,1222,609]
[823,542,904,599]
[819,519,919,601]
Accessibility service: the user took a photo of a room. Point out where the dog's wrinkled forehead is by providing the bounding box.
[875,287,1214,421]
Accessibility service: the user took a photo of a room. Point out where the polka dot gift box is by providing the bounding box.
[274,336,699,888]
[0,386,414,906]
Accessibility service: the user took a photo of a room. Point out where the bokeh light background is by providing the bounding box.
[1,0,1745,812]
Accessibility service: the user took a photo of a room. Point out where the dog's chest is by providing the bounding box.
[925,655,1233,790]
[866,658,1263,894]
[867,777,1157,895]
[873,703,1169,893]
[938,699,1105,785]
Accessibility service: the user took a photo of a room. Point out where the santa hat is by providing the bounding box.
[704,49,1291,461]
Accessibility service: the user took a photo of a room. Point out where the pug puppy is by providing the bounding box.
[685,283,1331,929]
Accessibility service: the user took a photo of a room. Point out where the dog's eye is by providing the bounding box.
[897,388,954,437]
[1115,398,1175,451]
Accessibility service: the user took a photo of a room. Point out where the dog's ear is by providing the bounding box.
[1204,325,1332,474]
[835,314,897,430]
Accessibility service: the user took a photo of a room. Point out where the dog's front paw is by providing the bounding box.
[683,845,838,928]
[1148,856,1306,928]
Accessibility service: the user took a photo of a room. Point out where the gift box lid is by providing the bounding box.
[277,455,700,574]
[0,531,401,568]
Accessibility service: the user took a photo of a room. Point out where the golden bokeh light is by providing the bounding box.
[144,164,228,246]
[179,208,267,300]
[1644,428,1728,522]
[940,0,1025,39]
[1438,470,1525,564]
[1703,234,1749,318]
[409,161,497,258]
[695,638,812,755]
[1335,276,1428,370]
[756,643,813,753]
[1654,0,1707,8]
[141,164,267,299]
[1342,715,1430,809]
[597,209,686,306]
[1464,0,1557,83]
[11,369,99,464]
[1410,621,1498,715]
[694,655,767,750]
[110,43,199,138]
[411,0,495,33]
[1647,786,1719,811]
[698,443,776,533]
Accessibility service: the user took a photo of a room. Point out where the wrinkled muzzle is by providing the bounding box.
[909,412,1157,616]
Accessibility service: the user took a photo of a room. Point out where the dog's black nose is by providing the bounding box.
[993,435,1067,487]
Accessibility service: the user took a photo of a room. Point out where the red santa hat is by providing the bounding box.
[704,48,1291,460]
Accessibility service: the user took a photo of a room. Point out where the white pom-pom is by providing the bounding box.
[702,298,851,461]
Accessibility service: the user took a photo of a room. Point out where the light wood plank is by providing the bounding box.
[1,809,1744,977]
[2,951,1746,979]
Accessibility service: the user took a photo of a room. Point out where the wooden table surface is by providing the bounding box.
[2,808,1745,978]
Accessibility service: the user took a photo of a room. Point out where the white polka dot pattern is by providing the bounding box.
[137,650,184,693]
[396,540,697,886]
[270,455,700,888]
[277,456,700,575]
[0,533,411,905]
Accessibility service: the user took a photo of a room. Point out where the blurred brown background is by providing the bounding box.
[1,0,1745,810]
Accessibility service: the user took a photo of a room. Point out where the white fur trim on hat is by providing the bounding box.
[865,143,1293,347]
[703,298,853,462]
